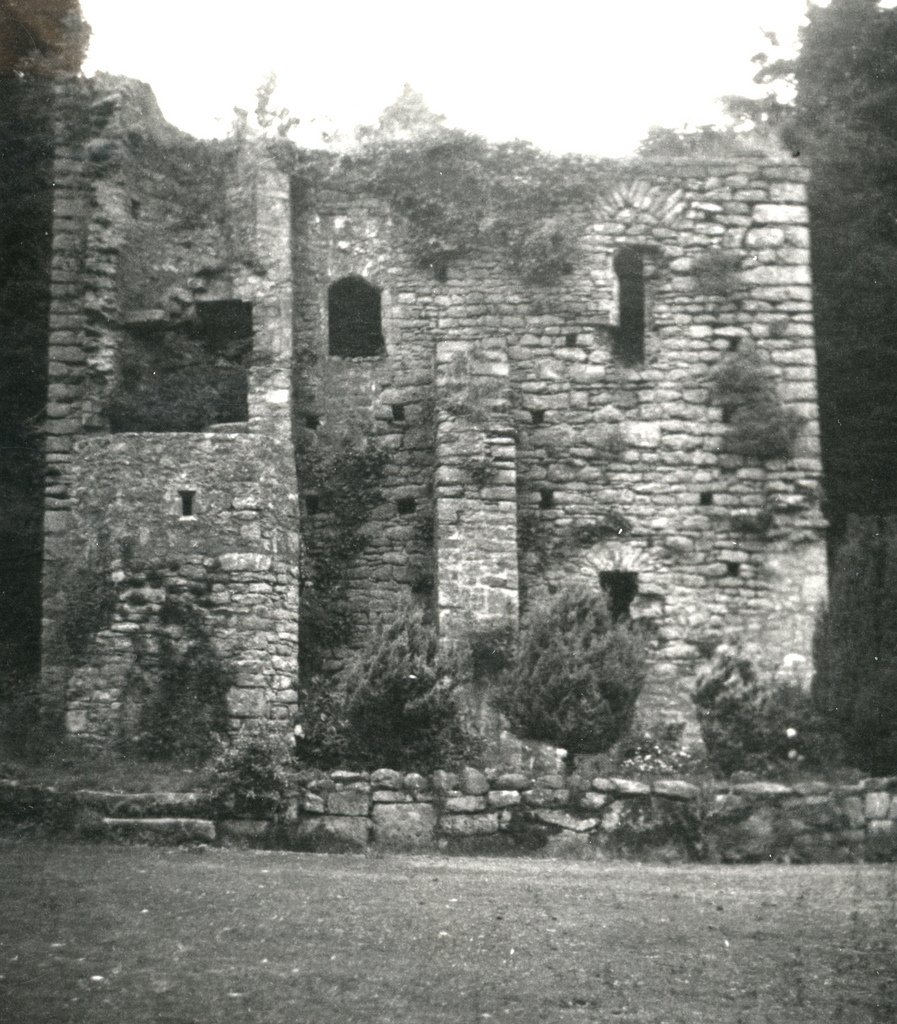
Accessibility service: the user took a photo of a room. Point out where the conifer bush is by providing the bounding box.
[495,584,646,758]
[341,598,479,771]
[813,516,897,774]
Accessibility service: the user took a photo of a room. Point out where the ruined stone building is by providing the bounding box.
[21,73,826,745]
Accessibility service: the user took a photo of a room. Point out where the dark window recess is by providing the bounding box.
[530,409,546,425]
[328,275,385,357]
[304,414,321,430]
[397,497,417,515]
[599,570,638,622]
[195,300,254,356]
[564,332,578,347]
[130,198,141,219]
[305,494,321,516]
[613,247,646,365]
[728,337,740,352]
[179,490,195,517]
[725,561,741,577]
[391,404,405,422]
[700,491,714,506]
[721,405,735,425]
[539,488,555,510]
[433,260,449,283]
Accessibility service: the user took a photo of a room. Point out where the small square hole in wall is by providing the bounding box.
[391,404,406,423]
[564,332,578,347]
[306,494,321,515]
[728,337,740,352]
[397,497,417,515]
[539,488,555,510]
[530,409,546,426]
[433,261,449,283]
[304,414,321,430]
[179,490,196,517]
[721,405,735,425]
[700,491,714,506]
[725,561,741,577]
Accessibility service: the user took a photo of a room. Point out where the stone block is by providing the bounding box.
[535,774,567,790]
[752,204,809,225]
[438,812,499,836]
[371,768,404,789]
[578,792,609,812]
[75,790,211,818]
[444,795,487,813]
[101,817,216,844]
[732,782,793,798]
[218,819,272,846]
[372,803,437,850]
[372,790,412,803]
[610,778,652,796]
[459,767,489,795]
[493,773,531,791]
[325,790,370,817]
[219,552,272,572]
[431,770,459,793]
[652,780,699,801]
[288,815,369,852]
[532,809,598,833]
[591,777,616,792]
[487,790,521,809]
[522,788,570,808]
[866,820,897,862]
[864,791,890,819]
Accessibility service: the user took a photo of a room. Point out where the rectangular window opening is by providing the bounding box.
[530,409,546,426]
[304,414,321,430]
[699,491,714,506]
[179,490,196,517]
[539,488,555,510]
[391,404,406,422]
[725,561,741,578]
[397,497,417,515]
[564,332,578,347]
[728,337,740,352]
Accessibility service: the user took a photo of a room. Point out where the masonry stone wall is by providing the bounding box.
[38,73,827,746]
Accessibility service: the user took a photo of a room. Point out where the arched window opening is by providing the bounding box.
[613,248,645,365]
[328,276,385,358]
[599,570,639,622]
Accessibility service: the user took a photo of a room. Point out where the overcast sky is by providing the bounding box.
[79,0,815,156]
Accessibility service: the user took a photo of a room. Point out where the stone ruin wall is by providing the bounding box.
[38,73,828,743]
[296,160,827,726]
[40,75,299,739]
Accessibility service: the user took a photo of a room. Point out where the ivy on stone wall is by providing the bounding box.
[710,348,803,461]
[297,429,388,675]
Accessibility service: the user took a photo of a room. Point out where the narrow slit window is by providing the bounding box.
[328,275,385,358]
[304,414,321,430]
[599,570,639,622]
[539,488,555,510]
[306,494,321,516]
[397,497,417,515]
[530,409,546,426]
[725,561,741,578]
[700,491,714,506]
[564,332,578,347]
[391,404,405,422]
[179,490,195,517]
[613,247,646,365]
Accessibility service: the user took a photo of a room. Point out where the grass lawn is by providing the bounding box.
[0,843,895,1024]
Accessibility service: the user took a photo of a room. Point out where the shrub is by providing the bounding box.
[694,643,830,776]
[813,516,897,774]
[340,598,480,771]
[513,216,579,285]
[495,584,646,758]
[294,673,351,768]
[710,349,803,461]
[616,721,709,778]
[208,731,293,818]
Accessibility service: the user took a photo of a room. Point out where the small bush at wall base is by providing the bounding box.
[693,642,831,776]
[495,584,646,760]
[208,731,293,818]
[339,598,481,772]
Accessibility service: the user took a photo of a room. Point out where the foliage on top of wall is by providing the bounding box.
[328,91,593,282]
[710,348,803,460]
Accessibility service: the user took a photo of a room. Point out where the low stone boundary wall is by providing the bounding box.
[2,769,896,862]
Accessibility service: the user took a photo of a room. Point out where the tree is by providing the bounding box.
[813,516,897,773]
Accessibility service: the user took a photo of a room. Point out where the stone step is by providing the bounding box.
[99,817,216,844]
